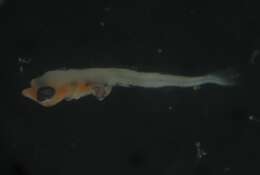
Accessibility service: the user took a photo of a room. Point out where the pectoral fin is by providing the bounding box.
[92,84,112,101]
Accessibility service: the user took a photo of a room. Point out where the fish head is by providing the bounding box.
[22,79,71,107]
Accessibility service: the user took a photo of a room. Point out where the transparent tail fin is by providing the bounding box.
[208,68,240,86]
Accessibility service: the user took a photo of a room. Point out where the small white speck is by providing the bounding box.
[157,48,163,54]
[224,167,231,172]
[201,150,207,156]
[17,57,32,73]
[249,115,260,122]
[168,106,173,110]
[18,57,31,64]
[249,115,255,120]
[250,50,259,64]
[19,66,23,73]
[193,86,201,91]
[104,7,111,12]
[195,141,207,159]
[18,57,31,73]
[99,21,105,27]
[195,141,201,147]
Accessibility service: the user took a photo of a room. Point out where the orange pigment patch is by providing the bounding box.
[56,85,70,99]
[77,83,92,93]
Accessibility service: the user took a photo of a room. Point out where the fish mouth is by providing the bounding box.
[22,87,37,102]
[22,87,64,107]
[22,87,52,107]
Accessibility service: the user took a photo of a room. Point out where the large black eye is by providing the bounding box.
[37,86,55,101]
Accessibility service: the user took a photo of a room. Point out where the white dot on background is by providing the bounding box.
[249,115,255,120]
[195,141,207,159]
[195,141,200,147]
[18,57,31,73]
[99,21,105,27]
[18,57,31,64]
[168,106,173,110]
[224,167,231,172]
[104,7,111,12]
[250,50,259,64]
[201,150,207,156]
[19,66,24,73]
[157,48,163,54]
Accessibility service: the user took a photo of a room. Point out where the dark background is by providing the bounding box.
[1,0,260,174]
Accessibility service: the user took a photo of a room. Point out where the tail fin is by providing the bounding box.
[208,68,240,86]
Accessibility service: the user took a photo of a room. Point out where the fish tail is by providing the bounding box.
[207,68,240,86]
